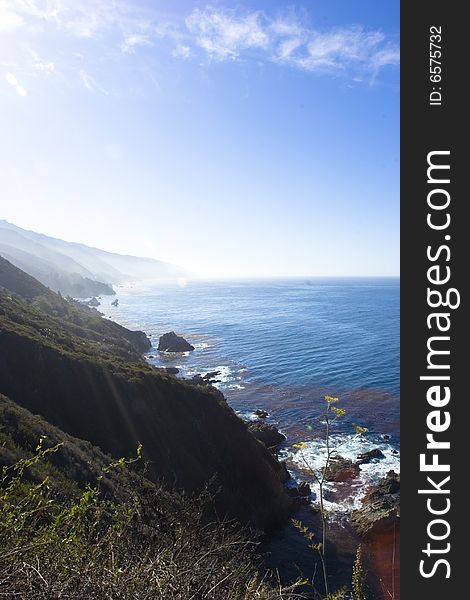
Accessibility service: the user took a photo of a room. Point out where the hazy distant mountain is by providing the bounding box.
[0,220,187,297]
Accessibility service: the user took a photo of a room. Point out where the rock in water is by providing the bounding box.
[254,409,269,418]
[372,470,400,495]
[164,367,180,375]
[297,482,312,497]
[202,371,221,381]
[111,298,119,307]
[248,422,286,449]
[158,331,194,352]
[324,456,360,482]
[87,296,100,307]
[286,481,311,505]
[357,448,385,464]
[187,372,221,386]
[351,470,400,537]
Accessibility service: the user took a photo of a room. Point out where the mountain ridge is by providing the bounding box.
[0,219,188,297]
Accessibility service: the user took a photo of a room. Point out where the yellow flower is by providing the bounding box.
[353,424,369,435]
[324,395,339,404]
[293,441,309,450]
[331,406,346,417]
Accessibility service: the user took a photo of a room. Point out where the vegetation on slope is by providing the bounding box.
[0,255,150,358]
[0,395,302,599]
[0,256,292,530]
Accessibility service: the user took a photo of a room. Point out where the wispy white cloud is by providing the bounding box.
[153,20,182,41]
[4,1,398,86]
[79,69,107,94]
[185,7,269,60]
[172,44,191,60]
[276,36,305,61]
[26,47,55,73]
[0,0,24,31]
[185,6,399,78]
[279,27,393,73]
[5,0,162,44]
[370,46,401,71]
[269,18,304,38]
[7,0,119,38]
[121,33,152,54]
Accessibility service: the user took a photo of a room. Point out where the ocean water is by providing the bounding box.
[99,277,400,512]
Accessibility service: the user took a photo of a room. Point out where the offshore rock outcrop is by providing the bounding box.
[254,409,269,418]
[86,296,101,307]
[357,448,385,464]
[324,456,361,482]
[187,371,222,386]
[158,331,194,352]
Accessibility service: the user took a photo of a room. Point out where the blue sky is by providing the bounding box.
[0,1,399,278]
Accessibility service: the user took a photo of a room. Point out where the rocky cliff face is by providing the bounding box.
[352,471,400,537]
[0,256,150,358]
[0,394,143,503]
[0,258,293,530]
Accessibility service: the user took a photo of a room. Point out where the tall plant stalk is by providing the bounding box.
[293,395,368,600]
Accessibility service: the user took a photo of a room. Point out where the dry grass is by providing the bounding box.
[0,442,306,600]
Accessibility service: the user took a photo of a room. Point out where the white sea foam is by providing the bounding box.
[194,342,210,350]
[289,433,400,516]
[212,365,232,383]
[175,364,236,387]
[236,410,259,422]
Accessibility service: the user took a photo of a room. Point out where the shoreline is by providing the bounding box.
[99,286,401,598]
[98,288,400,517]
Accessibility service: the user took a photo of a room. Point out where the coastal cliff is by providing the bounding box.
[0,219,188,298]
[0,256,292,530]
[0,394,298,599]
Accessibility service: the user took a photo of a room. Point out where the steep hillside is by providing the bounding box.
[0,227,115,297]
[0,256,150,359]
[0,393,143,502]
[0,394,302,599]
[0,259,292,530]
[0,220,187,297]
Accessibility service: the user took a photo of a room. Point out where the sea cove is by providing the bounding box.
[100,277,400,508]
[97,276,400,593]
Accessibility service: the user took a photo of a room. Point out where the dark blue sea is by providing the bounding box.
[100,277,400,511]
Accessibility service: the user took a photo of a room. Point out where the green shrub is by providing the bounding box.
[0,441,305,600]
